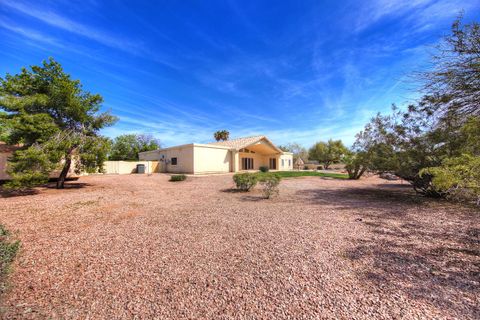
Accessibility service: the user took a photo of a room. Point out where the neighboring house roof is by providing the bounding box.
[295,157,305,165]
[209,135,283,153]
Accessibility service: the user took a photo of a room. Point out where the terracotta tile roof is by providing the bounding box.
[209,135,267,150]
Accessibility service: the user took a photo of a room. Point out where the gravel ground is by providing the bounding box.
[0,174,478,319]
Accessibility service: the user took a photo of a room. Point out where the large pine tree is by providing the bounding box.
[0,58,117,189]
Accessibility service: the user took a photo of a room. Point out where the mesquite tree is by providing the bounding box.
[0,58,116,189]
[109,134,160,161]
[419,17,480,118]
[352,18,480,201]
[308,139,348,169]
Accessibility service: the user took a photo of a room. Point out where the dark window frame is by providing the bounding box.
[269,158,277,170]
[241,157,254,170]
[171,157,178,165]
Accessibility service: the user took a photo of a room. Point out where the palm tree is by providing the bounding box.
[214,130,230,141]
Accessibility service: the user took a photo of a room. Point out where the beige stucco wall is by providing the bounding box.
[237,152,293,171]
[140,144,232,174]
[139,144,195,174]
[103,161,159,174]
[193,145,231,174]
[238,152,271,170]
[279,153,293,170]
[138,142,294,174]
[138,150,161,161]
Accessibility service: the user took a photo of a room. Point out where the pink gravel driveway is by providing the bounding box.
[0,174,478,319]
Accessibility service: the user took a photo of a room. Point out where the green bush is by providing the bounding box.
[258,173,282,198]
[421,154,480,205]
[233,173,258,191]
[169,174,187,182]
[259,166,269,173]
[0,225,20,294]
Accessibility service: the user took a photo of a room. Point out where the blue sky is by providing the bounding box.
[0,0,478,147]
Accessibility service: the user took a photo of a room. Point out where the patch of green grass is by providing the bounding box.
[274,171,349,179]
[0,225,20,294]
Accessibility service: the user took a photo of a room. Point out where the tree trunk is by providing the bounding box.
[358,167,367,178]
[57,151,73,189]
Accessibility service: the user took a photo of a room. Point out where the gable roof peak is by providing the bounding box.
[208,135,281,151]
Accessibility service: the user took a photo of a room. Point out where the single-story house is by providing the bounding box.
[139,135,293,174]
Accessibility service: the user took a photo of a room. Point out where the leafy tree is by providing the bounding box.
[0,112,10,142]
[419,17,480,118]
[278,142,308,161]
[421,154,480,205]
[213,130,229,141]
[354,105,443,195]
[353,18,480,200]
[0,58,117,189]
[308,139,348,169]
[344,151,370,180]
[109,134,160,161]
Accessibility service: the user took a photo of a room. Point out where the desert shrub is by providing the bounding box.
[421,154,480,205]
[259,166,269,173]
[258,173,281,198]
[169,174,186,182]
[233,173,258,191]
[0,225,20,294]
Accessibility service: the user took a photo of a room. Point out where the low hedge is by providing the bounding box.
[233,173,258,191]
[259,166,269,173]
[169,174,187,182]
[233,172,282,198]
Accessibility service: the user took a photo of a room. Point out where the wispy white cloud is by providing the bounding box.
[3,0,475,150]
[352,0,478,33]
[2,0,143,54]
[0,18,141,71]
[354,0,430,32]
[0,19,60,46]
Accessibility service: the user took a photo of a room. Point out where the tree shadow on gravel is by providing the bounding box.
[0,188,39,198]
[298,186,480,318]
[239,195,265,202]
[45,182,91,190]
[220,188,244,193]
[0,181,91,198]
[220,188,266,201]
